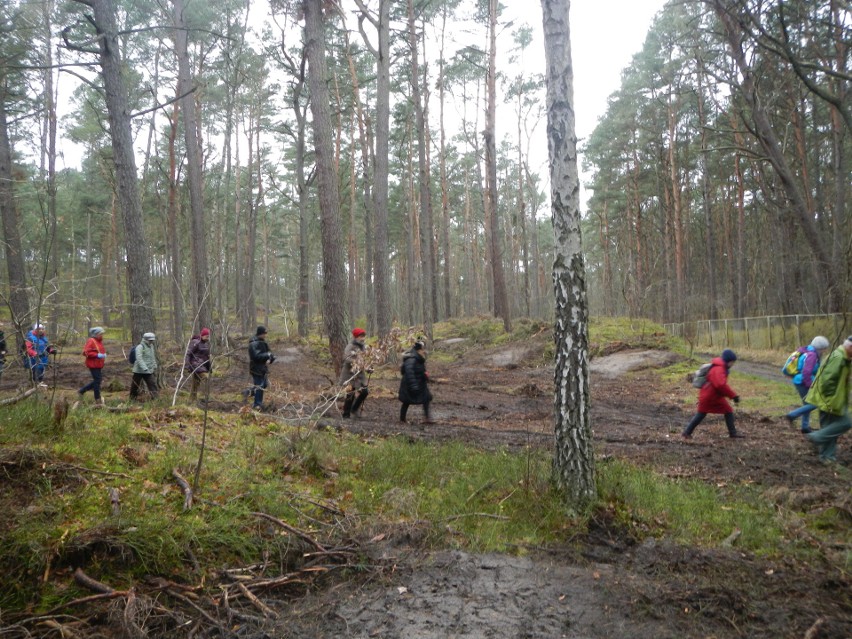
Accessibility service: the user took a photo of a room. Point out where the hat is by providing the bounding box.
[89,326,105,337]
[256,325,267,336]
[142,332,156,341]
[810,336,830,351]
[352,327,366,338]
[844,335,852,346]
[413,341,424,351]
[33,323,44,330]
[200,327,210,337]
[721,349,737,363]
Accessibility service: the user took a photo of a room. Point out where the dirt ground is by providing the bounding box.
[3,337,851,638]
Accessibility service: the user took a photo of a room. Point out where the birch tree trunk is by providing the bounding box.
[540,0,596,507]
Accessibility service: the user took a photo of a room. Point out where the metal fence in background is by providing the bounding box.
[662,314,850,351]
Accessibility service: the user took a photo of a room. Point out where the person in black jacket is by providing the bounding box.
[245,326,274,410]
[398,340,433,424]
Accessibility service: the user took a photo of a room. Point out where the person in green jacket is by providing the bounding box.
[130,332,159,401]
[804,336,852,463]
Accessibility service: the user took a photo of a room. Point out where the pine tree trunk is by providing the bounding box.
[304,0,348,372]
[173,0,211,331]
[0,96,30,343]
[485,0,511,332]
[83,0,156,340]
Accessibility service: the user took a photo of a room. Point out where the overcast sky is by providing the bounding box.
[494,0,668,203]
[54,0,669,212]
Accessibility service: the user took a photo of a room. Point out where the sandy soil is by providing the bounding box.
[3,338,850,639]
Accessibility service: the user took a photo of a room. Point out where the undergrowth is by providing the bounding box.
[0,396,819,613]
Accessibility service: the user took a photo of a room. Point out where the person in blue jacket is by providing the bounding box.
[784,336,830,434]
[24,323,55,385]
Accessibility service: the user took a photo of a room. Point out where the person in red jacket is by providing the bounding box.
[78,326,107,405]
[682,349,744,439]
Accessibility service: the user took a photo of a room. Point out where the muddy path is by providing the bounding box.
[5,339,851,638]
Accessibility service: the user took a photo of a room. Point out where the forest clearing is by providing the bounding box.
[0,322,849,638]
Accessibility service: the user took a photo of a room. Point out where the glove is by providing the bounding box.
[366,367,374,374]
[267,354,276,363]
[47,346,57,354]
[97,353,106,359]
[732,396,740,404]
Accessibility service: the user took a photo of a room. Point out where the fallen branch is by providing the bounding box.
[721,527,741,548]
[74,567,115,594]
[444,513,510,522]
[250,511,326,552]
[236,581,279,618]
[0,387,38,406]
[172,468,193,511]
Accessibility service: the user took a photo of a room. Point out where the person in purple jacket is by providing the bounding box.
[784,336,830,434]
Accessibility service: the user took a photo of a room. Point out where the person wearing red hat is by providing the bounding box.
[185,327,212,403]
[339,328,371,418]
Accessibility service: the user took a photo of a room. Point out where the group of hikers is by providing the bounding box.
[682,335,852,465]
[9,321,850,461]
[12,322,434,423]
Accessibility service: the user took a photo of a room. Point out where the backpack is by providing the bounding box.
[128,346,137,365]
[691,362,713,388]
[781,350,802,377]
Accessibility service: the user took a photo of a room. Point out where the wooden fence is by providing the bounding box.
[662,313,851,351]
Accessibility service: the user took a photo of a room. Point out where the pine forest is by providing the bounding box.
[0,0,849,353]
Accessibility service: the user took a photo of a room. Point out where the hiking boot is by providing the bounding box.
[800,427,812,434]
[784,414,795,425]
[729,432,746,438]
[681,432,692,440]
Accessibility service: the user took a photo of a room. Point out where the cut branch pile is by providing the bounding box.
[2,526,372,639]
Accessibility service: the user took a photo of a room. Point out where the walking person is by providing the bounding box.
[246,326,274,411]
[24,323,55,385]
[129,332,158,401]
[682,349,744,439]
[398,340,433,425]
[804,336,852,464]
[185,327,212,403]
[784,335,831,434]
[339,327,371,418]
[0,328,6,383]
[79,327,107,405]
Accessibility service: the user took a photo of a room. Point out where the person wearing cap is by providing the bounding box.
[339,328,371,418]
[682,348,744,439]
[804,336,852,464]
[24,323,55,385]
[784,335,831,434]
[246,326,274,410]
[185,327,212,403]
[129,332,158,401]
[79,327,107,405]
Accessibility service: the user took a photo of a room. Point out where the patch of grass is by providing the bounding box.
[589,317,684,356]
[597,459,784,552]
